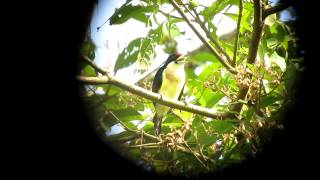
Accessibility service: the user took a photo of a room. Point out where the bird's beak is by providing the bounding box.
[176,55,187,63]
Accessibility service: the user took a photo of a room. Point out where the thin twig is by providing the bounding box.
[213,83,236,101]
[129,145,161,149]
[80,55,107,75]
[182,3,196,20]
[192,9,232,63]
[140,129,144,150]
[176,144,211,161]
[107,111,159,141]
[159,9,195,21]
[129,142,163,148]
[232,0,243,66]
[183,141,210,171]
[168,0,237,74]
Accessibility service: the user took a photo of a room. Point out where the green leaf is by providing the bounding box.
[230,152,241,160]
[83,65,96,76]
[162,122,182,128]
[153,160,168,173]
[142,122,154,133]
[266,38,279,49]
[269,22,286,42]
[269,52,286,71]
[208,120,234,134]
[199,90,225,108]
[109,3,156,25]
[197,124,218,145]
[265,13,277,26]
[103,96,126,110]
[101,113,119,127]
[124,121,138,130]
[201,0,238,21]
[112,109,143,122]
[164,114,182,123]
[185,66,197,80]
[189,52,219,64]
[222,12,238,22]
[260,95,280,108]
[245,107,255,120]
[192,116,202,127]
[198,63,221,81]
[191,116,217,145]
[96,85,121,96]
[241,4,254,33]
[114,38,142,73]
[167,22,182,38]
[207,92,224,108]
[139,37,153,61]
[80,38,96,60]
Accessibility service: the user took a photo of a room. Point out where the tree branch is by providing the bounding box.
[247,0,263,64]
[183,141,210,171]
[192,9,233,64]
[226,0,264,118]
[80,55,107,75]
[232,0,243,66]
[262,1,291,20]
[168,0,237,74]
[159,9,185,20]
[78,75,228,120]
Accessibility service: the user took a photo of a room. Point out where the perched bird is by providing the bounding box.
[152,52,187,136]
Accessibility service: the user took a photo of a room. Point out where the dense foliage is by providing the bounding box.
[79,0,303,176]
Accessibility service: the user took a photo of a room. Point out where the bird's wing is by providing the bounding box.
[152,67,165,93]
[178,83,185,101]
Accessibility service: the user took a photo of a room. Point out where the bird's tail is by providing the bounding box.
[152,114,162,136]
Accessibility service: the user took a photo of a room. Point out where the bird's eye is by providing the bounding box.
[174,61,178,64]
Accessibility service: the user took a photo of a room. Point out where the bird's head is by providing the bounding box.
[165,52,187,66]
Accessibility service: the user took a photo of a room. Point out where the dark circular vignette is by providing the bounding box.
[72,0,314,179]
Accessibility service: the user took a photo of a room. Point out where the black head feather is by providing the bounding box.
[164,52,183,66]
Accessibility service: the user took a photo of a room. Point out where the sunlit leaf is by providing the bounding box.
[265,14,277,26]
[189,52,219,64]
[198,63,221,81]
[266,38,279,49]
[199,90,225,108]
[110,2,156,25]
[162,122,182,128]
[222,12,238,22]
[83,65,96,76]
[270,52,286,71]
[114,38,142,73]
[201,0,238,21]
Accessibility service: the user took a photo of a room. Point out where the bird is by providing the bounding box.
[152,52,187,136]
